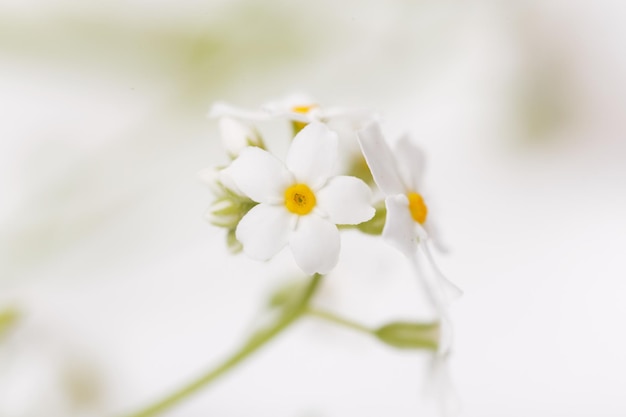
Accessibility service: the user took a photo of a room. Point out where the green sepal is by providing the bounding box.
[356,202,386,235]
[291,120,308,136]
[226,229,243,254]
[345,154,374,186]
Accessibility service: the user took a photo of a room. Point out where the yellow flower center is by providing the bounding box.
[407,192,428,224]
[291,105,318,134]
[284,183,316,215]
[291,104,317,114]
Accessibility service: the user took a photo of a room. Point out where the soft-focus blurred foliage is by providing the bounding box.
[1,0,626,416]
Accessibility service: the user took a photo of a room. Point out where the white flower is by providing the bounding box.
[209,94,376,131]
[357,121,433,253]
[227,122,375,275]
[357,121,462,308]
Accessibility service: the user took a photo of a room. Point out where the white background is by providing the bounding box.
[1,1,625,416]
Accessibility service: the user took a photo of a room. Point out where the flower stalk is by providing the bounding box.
[123,274,323,417]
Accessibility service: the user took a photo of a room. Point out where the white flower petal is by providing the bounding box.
[382,194,420,257]
[273,109,316,123]
[261,94,319,122]
[316,176,375,225]
[423,216,449,254]
[219,117,262,157]
[289,215,340,275]
[217,165,244,196]
[394,134,426,192]
[263,93,316,113]
[357,122,406,195]
[228,147,293,204]
[422,244,463,303]
[236,204,294,261]
[197,167,222,195]
[286,122,338,189]
[321,107,377,129]
[280,111,315,123]
[208,101,269,121]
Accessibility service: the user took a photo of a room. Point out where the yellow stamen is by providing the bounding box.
[284,183,316,215]
[407,192,428,224]
[292,104,317,114]
[291,105,318,135]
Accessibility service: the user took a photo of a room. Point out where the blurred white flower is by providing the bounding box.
[357,121,461,309]
[0,302,103,417]
[209,94,376,132]
[228,122,374,274]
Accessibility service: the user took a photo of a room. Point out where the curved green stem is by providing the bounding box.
[122,274,323,417]
[305,308,374,335]
[306,308,440,351]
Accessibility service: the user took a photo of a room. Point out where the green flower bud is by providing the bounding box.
[205,182,257,253]
[375,321,439,350]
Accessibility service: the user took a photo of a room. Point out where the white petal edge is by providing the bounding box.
[236,204,294,261]
[286,122,338,189]
[393,133,426,192]
[289,215,340,275]
[357,122,405,195]
[322,107,377,130]
[315,176,375,225]
[382,194,420,257]
[228,147,293,204]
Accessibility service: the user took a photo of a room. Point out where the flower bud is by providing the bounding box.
[219,117,264,158]
[375,321,439,350]
[204,199,241,228]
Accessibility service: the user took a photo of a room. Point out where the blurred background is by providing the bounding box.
[1,0,626,416]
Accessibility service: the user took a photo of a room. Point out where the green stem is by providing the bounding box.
[306,308,374,335]
[122,274,323,417]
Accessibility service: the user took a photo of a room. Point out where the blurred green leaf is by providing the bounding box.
[0,309,19,340]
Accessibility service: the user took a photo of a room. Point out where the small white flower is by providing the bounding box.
[357,121,462,308]
[357,121,434,253]
[227,122,375,275]
[209,94,376,131]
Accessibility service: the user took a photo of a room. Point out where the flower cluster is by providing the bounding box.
[204,95,461,306]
